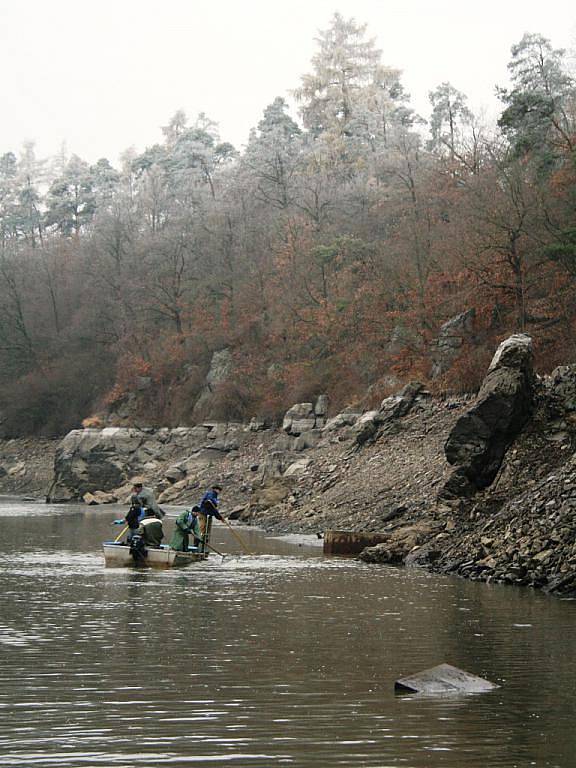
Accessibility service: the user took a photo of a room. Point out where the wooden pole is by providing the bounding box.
[114,525,129,543]
[222,517,253,555]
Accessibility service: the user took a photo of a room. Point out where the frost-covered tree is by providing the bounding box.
[294,13,383,136]
[45,155,96,236]
[428,82,474,160]
[498,33,575,164]
[293,12,413,163]
[243,97,302,209]
[13,142,45,246]
[0,152,18,244]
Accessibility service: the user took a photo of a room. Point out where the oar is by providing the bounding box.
[114,525,128,543]
[222,517,253,555]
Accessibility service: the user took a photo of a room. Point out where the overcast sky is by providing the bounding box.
[1,0,575,165]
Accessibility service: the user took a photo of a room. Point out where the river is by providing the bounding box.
[0,499,575,767]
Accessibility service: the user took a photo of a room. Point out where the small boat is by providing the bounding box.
[103,542,208,569]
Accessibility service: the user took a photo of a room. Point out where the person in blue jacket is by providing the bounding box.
[198,484,223,545]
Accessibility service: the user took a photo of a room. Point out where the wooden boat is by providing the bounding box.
[103,542,208,569]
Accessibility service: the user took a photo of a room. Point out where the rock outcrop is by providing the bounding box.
[192,348,234,419]
[34,332,576,599]
[441,334,535,498]
[353,381,425,446]
[358,521,441,564]
[48,423,250,502]
[282,395,329,435]
[431,309,476,378]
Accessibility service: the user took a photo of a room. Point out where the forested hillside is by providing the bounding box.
[0,15,575,436]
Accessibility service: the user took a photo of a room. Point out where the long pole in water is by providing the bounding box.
[203,541,226,558]
[222,517,253,555]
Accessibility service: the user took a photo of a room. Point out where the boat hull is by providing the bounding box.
[103,542,208,569]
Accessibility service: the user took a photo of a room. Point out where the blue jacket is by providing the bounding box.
[200,490,222,519]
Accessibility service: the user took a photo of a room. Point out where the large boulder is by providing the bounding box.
[282,395,330,435]
[50,428,145,502]
[323,411,361,433]
[353,382,424,446]
[282,403,314,433]
[293,430,322,452]
[192,349,234,419]
[380,381,424,420]
[353,411,383,445]
[441,334,535,498]
[48,424,245,502]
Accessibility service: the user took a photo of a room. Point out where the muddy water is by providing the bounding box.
[0,500,575,767]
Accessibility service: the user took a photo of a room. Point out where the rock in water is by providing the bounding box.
[441,334,534,497]
[395,663,498,694]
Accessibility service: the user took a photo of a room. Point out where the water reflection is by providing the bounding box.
[0,501,574,767]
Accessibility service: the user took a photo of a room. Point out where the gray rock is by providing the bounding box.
[322,412,360,433]
[284,457,313,477]
[249,417,269,432]
[293,430,322,452]
[286,403,315,419]
[165,465,186,484]
[442,334,535,497]
[353,411,382,445]
[314,394,329,417]
[7,461,26,476]
[158,478,190,504]
[359,522,437,564]
[83,490,117,505]
[49,428,145,502]
[547,365,576,412]
[261,451,292,479]
[380,381,424,419]
[431,309,476,378]
[282,403,315,434]
[192,349,234,419]
[271,433,293,452]
[386,323,420,357]
[290,418,317,436]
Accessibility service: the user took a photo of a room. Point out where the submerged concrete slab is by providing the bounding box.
[395,663,499,694]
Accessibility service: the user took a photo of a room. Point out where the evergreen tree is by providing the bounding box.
[428,82,474,159]
[498,33,575,165]
[45,155,96,235]
[243,98,302,208]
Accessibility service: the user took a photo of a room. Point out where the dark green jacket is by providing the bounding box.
[170,510,200,551]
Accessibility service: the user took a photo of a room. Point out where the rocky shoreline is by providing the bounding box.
[4,334,576,597]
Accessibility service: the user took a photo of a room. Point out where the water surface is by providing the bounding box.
[0,500,574,767]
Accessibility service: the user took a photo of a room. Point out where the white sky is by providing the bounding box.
[1,0,575,165]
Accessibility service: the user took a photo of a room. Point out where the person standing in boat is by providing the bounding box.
[125,495,145,542]
[138,507,164,548]
[112,495,144,543]
[132,481,164,518]
[198,484,223,547]
[170,505,201,551]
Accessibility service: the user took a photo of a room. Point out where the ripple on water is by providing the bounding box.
[0,504,575,767]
